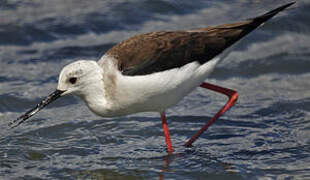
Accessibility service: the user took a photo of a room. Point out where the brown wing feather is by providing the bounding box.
[105,2,294,76]
[106,31,225,75]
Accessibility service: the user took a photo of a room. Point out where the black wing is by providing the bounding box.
[105,2,294,76]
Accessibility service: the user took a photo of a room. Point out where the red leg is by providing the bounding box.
[160,112,174,154]
[184,82,238,147]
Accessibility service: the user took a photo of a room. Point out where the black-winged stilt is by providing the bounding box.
[9,2,295,153]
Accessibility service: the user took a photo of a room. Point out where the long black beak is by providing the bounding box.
[9,89,64,128]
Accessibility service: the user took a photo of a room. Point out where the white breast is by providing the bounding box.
[103,57,220,116]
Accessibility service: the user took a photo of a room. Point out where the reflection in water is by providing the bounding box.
[159,153,179,180]
[158,150,240,180]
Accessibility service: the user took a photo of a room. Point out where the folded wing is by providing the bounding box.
[104,2,294,76]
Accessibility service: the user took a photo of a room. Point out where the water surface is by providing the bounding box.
[0,0,309,179]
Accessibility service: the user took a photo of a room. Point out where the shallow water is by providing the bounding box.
[1,0,310,179]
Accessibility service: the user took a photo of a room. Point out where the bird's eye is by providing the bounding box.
[69,77,77,84]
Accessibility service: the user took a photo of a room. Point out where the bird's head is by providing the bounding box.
[57,60,102,96]
[9,60,103,128]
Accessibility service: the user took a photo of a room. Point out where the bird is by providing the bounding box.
[9,2,295,153]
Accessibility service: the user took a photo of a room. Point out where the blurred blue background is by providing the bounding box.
[0,0,309,179]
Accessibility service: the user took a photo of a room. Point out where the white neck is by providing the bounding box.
[78,59,121,117]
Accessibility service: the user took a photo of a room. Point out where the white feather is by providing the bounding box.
[57,54,222,118]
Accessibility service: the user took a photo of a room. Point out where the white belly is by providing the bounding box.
[105,57,220,116]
